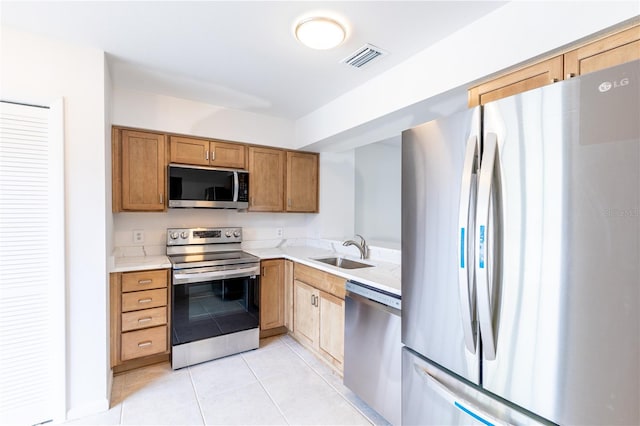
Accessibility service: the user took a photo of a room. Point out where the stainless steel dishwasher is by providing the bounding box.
[344,280,401,426]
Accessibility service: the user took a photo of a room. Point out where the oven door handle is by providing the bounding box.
[173,265,260,284]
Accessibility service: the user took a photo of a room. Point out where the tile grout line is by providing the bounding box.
[240,348,291,426]
[187,365,208,426]
[281,335,376,425]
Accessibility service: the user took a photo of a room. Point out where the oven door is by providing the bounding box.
[171,264,260,348]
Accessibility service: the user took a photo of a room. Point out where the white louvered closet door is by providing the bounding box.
[0,101,65,424]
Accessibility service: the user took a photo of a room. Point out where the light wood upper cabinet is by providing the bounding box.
[170,136,246,169]
[113,129,166,212]
[248,146,285,212]
[210,141,246,169]
[469,24,640,108]
[260,259,285,332]
[564,25,640,78]
[170,136,209,166]
[286,151,319,213]
[468,56,564,107]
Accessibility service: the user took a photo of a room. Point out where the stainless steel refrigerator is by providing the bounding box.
[401,60,639,425]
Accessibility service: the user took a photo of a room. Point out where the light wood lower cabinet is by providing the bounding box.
[110,268,171,373]
[284,260,294,332]
[260,259,286,337]
[292,263,346,372]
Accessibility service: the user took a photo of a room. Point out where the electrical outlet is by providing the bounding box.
[276,228,283,238]
[133,230,145,244]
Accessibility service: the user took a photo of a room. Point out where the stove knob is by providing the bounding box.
[233,230,241,238]
[180,231,189,239]
[170,232,179,240]
[225,231,232,238]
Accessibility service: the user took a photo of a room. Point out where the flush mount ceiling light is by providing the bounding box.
[295,17,346,50]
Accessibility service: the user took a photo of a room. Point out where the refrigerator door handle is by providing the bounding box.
[413,363,512,426]
[476,132,499,360]
[458,135,478,354]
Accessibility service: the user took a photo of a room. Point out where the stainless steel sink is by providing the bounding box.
[313,257,373,270]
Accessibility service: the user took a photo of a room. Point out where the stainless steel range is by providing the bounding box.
[166,227,260,369]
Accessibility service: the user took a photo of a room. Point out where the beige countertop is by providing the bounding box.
[245,246,401,296]
[110,242,401,296]
[111,255,172,273]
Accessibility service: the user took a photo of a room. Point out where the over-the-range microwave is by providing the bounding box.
[168,164,249,209]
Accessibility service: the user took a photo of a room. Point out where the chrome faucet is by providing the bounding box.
[343,234,369,259]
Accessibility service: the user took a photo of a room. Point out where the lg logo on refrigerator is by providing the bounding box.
[598,77,630,92]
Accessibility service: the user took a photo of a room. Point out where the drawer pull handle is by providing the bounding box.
[138,279,152,285]
[138,298,152,304]
[138,317,152,323]
[138,341,152,348]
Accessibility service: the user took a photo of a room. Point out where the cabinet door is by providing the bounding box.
[286,151,319,212]
[468,56,564,107]
[564,25,640,78]
[121,130,166,211]
[248,147,285,211]
[293,279,318,348]
[260,259,285,330]
[210,141,246,169]
[170,136,209,166]
[284,260,294,332]
[318,291,345,369]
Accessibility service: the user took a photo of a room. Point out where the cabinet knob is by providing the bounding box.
[566,73,576,79]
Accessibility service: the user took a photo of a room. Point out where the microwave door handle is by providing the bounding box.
[233,171,239,202]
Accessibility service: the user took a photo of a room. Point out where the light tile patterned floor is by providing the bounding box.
[64,334,390,425]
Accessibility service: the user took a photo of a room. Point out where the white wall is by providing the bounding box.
[113,209,311,251]
[112,88,296,149]
[307,151,356,241]
[295,2,639,147]
[354,136,401,247]
[0,26,109,419]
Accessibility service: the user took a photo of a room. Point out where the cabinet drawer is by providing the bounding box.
[294,263,346,299]
[121,306,167,332]
[122,269,167,292]
[121,325,167,361]
[121,288,167,312]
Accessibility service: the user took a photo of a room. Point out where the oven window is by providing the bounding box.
[172,276,259,345]
[169,167,234,202]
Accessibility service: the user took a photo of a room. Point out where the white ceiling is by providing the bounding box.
[1,1,506,120]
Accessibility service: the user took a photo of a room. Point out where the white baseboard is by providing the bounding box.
[66,398,110,421]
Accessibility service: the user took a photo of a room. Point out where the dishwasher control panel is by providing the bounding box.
[346,280,401,310]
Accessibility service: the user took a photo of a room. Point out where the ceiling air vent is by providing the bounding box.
[341,44,388,69]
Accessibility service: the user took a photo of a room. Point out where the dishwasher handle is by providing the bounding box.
[346,290,401,317]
